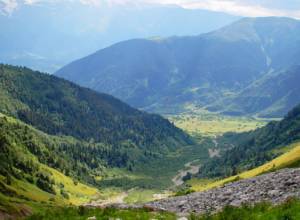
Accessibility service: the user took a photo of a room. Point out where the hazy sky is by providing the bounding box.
[1,0,300,18]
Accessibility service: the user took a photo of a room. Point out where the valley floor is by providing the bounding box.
[0,110,296,219]
[168,108,269,137]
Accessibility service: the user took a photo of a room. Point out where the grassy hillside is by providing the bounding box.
[0,95,207,195]
[0,113,102,216]
[189,142,300,192]
[0,64,211,218]
[198,103,300,178]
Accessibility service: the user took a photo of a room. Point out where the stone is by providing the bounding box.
[144,168,300,215]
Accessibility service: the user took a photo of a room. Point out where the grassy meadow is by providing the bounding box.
[168,108,268,137]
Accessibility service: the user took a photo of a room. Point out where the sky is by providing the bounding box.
[0,0,299,73]
[1,0,300,19]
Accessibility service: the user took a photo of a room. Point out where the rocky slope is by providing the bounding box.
[145,168,300,215]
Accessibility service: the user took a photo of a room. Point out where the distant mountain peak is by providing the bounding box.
[56,16,300,117]
[207,16,300,42]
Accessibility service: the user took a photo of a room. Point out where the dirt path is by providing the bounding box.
[85,192,128,207]
[208,136,221,158]
[172,161,201,186]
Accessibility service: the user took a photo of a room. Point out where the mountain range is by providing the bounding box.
[56,17,300,117]
[0,1,237,73]
[3,9,300,218]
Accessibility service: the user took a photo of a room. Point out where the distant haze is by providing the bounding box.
[0,2,238,72]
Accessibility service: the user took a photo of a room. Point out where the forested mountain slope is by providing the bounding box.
[56,17,300,117]
[0,64,198,216]
[0,113,100,218]
[0,64,199,192]
[0,64,192,153]
[199,103,300,178]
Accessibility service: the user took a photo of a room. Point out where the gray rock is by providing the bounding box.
[145,168,300,215]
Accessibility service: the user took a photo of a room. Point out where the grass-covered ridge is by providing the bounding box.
[189,141,300,192]
[198,103,300,178]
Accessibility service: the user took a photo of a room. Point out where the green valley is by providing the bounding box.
[0,65,212,218]
[168,107,268,138]
[2,10,300,220]
[1,64,300,220]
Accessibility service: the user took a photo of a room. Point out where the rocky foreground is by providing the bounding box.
[144,168,300,215]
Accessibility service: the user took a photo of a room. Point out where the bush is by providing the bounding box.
[36,172,56,195]
[60,189,69,199]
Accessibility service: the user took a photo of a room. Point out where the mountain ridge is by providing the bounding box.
[56,16,300,117]
[0,64,194,177]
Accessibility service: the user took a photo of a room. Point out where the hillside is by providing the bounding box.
[198,103,300,178]
[209,65,300,117]
[0,64,202,217]
[0,64,205,190]
[0,64,191,151]
[0,113,99,218]
[56,17,300,117]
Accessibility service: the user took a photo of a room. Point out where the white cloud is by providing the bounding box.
[61,0,299,19]
[0,0,18,15]
[159,0,300,18]
[1,0,300,19]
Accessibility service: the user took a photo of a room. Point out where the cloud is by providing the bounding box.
[126,0,300,19]
[159,0,300,18]
[0,0,18,15]
[99,0,300,19]
[1,0,300,19]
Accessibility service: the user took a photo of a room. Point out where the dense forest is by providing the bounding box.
[0,64,192,153]
[0,64,198,196]
[0,114,139,192]
[199,104,300,178]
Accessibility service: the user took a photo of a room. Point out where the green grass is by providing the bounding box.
[194,198,300,220]
[124,189,160,204]
[26,206,176,220]
[168,108,268,137]
[189,142,300,192]
[23,199,300,220]
[133,142,210,189]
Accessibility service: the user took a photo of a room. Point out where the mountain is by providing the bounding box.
[0,1,238,73]
[209,65,300,117]
[0,64,199,217]
[0,113,100,218]
[199,102,300,178]
[56,17,300,117]
[0,64,194,177]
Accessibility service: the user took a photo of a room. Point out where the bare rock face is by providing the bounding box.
[145,168,300,215]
